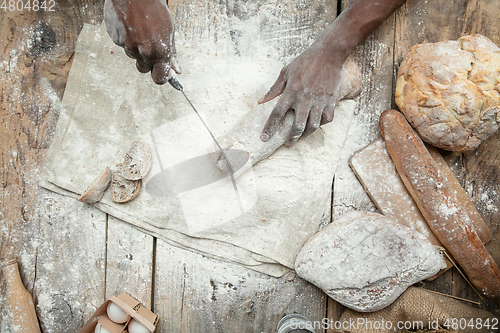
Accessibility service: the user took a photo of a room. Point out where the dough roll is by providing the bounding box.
[211,55,362,177]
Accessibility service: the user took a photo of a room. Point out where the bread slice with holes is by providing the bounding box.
[120,140,152,180]
[110,164,141,203]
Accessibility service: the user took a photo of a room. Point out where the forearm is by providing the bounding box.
[313,0,407,60]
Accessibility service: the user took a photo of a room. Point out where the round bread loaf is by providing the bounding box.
[395,35,500,152]
[295,211,444,312]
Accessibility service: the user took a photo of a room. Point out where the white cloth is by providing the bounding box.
[42,19,356,277]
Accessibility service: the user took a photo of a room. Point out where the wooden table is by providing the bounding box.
[1,0,499,331]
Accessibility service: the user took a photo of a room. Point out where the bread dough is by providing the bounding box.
[295,211,444,312]
[395,35,500,152]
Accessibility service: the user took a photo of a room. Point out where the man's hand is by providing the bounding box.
[258,44,344,146]
[104,0,182,84]
[259,0,407,144]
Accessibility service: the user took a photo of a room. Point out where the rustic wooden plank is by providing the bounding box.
[327,1,397,326]
[0,11,65,327]
[105,216,154,308]
[394,0,500,315]
[169,0,339,60]
[0,1,105,330]
[154,239,326,333]
[394,0,471,60]
[33,191,107,333]
[460,0,500,43]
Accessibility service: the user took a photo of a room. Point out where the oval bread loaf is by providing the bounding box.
[379,109,500,298]
[395,35,500,152]
[295,211,444,312]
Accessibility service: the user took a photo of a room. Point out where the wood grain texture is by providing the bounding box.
[169,0,338,60]
[154,239,325,333]
[0,0,105,330]
[105,216,154,308]
[33,192,107,333]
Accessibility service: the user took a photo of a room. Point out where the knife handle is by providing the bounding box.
[168,75,184,91]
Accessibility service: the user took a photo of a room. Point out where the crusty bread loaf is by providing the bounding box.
[426,144,492,243]
[395,35,500,152]
[379,109,500,298]
[295,211,444,312]
[120,140,152,181]
[78,167,112,204]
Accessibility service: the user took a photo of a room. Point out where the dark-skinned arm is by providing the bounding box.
[259,0,407,145]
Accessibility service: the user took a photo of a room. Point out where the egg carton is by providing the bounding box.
[79,293,158,333]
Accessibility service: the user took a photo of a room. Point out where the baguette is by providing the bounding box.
[426,145,492,243]
[379,109,500,298]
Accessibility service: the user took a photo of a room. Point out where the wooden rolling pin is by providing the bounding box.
[379,109,500,298]
[1,259,41,333]
[211,55,362,177]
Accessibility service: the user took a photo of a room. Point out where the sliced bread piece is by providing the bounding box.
[121,140,152,180]
[78,167,112,204]
[111,165,141,203]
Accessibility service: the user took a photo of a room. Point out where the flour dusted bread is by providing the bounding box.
[78,167,112,204]
[80,141,150,204]
[295,211,444,312]
[110,140,150,203]
[111,165,141,203]
[379,109,500,298]
[395,35,500,152]
[120,140,152,180]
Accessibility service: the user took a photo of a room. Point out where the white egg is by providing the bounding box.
[128,319,150,333]
[106,301,131,323]
[94,323,112,333]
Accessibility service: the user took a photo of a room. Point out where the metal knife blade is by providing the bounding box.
[167,75,244,213]
[167,75,236,175]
